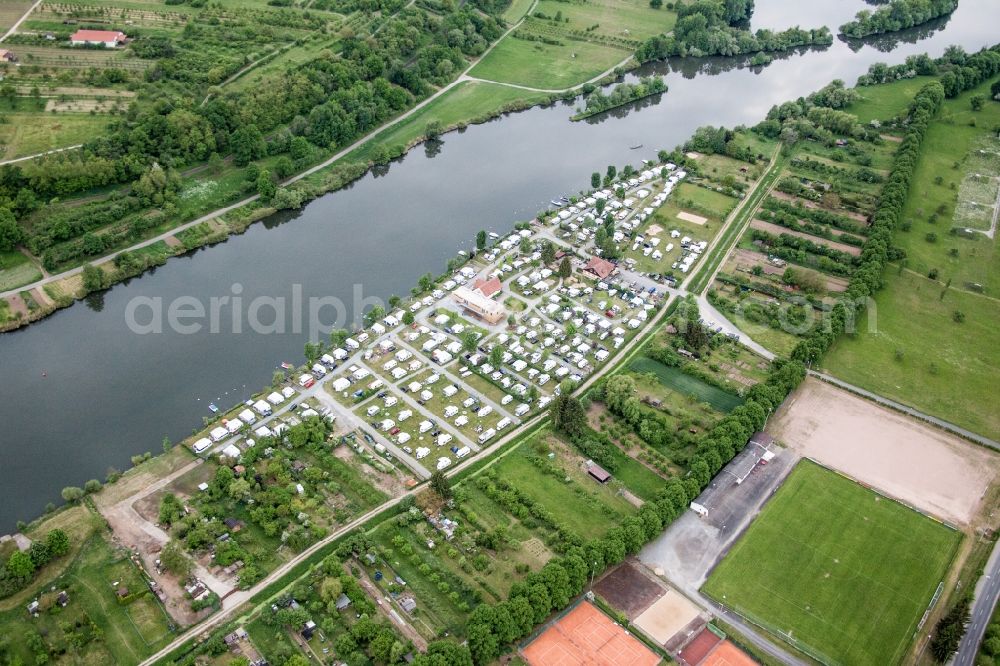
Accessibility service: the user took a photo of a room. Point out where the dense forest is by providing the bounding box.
[0,2,505,269]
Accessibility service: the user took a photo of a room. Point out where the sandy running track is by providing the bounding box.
[770,378,999,525]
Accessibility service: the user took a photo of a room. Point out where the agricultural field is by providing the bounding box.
[0,532,175,666]
[823,81,1000,439]
[0,107,112,161]
[703,460,962,666]
[706,83,912,357]
[469,0,677,89]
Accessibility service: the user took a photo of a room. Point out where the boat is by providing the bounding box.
[281,362,294,370]
[208,403,219,413]
[630,144,643,150]
[550,200,564,207]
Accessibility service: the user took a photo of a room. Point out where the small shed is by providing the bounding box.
[586,462,611,484]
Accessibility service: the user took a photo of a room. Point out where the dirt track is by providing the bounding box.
[770,378,999,526]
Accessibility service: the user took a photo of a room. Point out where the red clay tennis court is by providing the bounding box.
[701,641,757,666]
[522,601,661,666]
[677,627,722,665]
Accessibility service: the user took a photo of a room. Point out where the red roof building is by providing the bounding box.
[473,277,502,299]
[583,256,617,280]
[70,30,126,47]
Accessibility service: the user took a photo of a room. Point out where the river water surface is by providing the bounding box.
[2,0,998,531]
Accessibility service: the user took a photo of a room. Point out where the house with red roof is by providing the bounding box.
[473,276,502,299]
[70,30,126,48]
[583,256,617,280]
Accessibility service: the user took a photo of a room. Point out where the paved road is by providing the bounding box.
[0,7,534,301]
[0,144,83,166]
[808,371,1000,451]
[0,0,42,42]
[954,540,1000,666]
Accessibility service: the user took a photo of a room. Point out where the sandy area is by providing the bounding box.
[770,378,999,525]
[633,590,702,644]
[646,223,664,236]
[677,211,708,225]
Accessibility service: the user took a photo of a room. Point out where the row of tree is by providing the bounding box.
[839,0,959,39]
[636,0,831,62]
[790,50,1000,364]
[465,314,806,663]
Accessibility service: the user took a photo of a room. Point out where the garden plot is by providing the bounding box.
[953,134,1000,234]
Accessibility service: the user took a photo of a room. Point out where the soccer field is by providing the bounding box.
[702,460,962,666]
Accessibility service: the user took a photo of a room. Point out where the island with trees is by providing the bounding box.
[572,77,668,121]
[839,0,960,38]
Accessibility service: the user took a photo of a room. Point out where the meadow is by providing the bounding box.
[822,81,1000,439]
[703,460,962,666]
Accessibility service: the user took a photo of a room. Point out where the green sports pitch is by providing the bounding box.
[702,460,961,666]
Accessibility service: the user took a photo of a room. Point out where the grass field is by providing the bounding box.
[0,249,42,292]
[0,111,108,160]
[822,269,1000,439]
[630,357,743,412]
[703,460,961,666]
[846,77,936,125]
[493,436,637,539]
[822,82,1000,440]
[468,35,628,90]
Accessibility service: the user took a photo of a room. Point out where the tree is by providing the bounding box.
[81,264,105,293]
[551,395,587,438]
[426,119,443,139]
[6,550,34,579]
[970,94,986,111]
[541,242,556,265]
[256,169,276,201]
[603,375,636,413]
[402,310,415,326]
[461,331,478,353]
[476,230,487,250]
[489,345,504,367]
[430,470,452,499]
[84,479,102,493]
[160,540,191,576]
[44,529,70,557]
[329,329,349,347]
[0,208,26,252]
[650,0,662,8]
[591,172,601,188]
[61,486,84,503]
[231,124,265,166]
[558,257,572,279]
[930,596,971,662]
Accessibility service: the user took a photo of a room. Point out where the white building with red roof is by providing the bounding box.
[70,30,126,48]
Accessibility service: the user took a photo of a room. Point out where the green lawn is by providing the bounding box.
[821,82,1000,440]
[0,249,42,292]
[502,0,536,22]
[630,357,743,412]
[350,81,551,161]
[468,34,628,90]
[846,76,937,125]
[703,460,961,666]
[494,435,637,539]
[533,0,676,41]
[822,269,1000,440]
[0,111,110,160]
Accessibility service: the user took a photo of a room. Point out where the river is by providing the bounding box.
[1,0,998,531]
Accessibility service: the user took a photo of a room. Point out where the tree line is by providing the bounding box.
[574,77,668,120]
[463,311,806,663]
[839,0,959,39]
[636,0,831,62]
